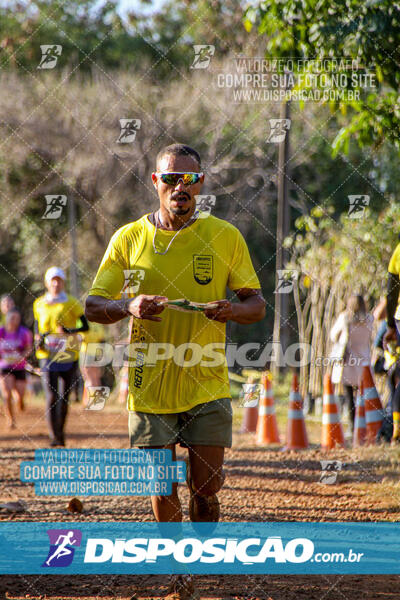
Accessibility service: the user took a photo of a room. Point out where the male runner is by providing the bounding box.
[34,267,89,446]
[384,242,400,442]
[85,143,265,597]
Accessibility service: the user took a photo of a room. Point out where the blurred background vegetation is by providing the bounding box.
[1,0,399,383]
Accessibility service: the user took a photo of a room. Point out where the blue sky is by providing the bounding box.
[0,0,167,16]
[117,0,166,17]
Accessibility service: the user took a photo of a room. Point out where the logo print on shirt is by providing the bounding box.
[193,255,213,285]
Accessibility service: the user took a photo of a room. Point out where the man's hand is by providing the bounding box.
[204,290,266,324]
[127,295,167,322]
[204,300,234,323]
[383,326,397,350]
[34,332,48,350]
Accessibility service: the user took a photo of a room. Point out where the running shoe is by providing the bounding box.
[165,574,199,600]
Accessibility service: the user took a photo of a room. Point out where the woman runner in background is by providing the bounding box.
[0,308,32,428]
[330,295,373,434]
[0,294,15,326]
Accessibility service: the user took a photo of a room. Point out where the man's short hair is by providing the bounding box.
[156,143,201,169]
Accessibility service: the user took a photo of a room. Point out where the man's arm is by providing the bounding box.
[386,272,400,329]
[383,272,400,347]
[85,294,167,324]
[33,319,49,350]
[62,314,90,334]
[204,288,266,324]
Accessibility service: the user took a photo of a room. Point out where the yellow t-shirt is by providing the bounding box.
[80,321,106,354]
[33,294,85,361]
[89,213,261,413]
[388,243,400,321]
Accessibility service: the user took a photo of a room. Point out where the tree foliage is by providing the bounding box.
[246,0,400,154]
[0,0,259,76]
[286,201,400,394]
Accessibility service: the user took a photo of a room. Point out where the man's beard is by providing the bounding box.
[170,205,191,215]
[170,192,192,215]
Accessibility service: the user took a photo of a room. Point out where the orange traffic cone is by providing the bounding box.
[256,372,280,445]
[239,377,259,433]
[321,373,345,450]
[284,372,309,450]
[353,383,366,447]
[361,366,384,444]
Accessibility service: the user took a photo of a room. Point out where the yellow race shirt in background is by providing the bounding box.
[33,294,85,361]
[80,321,106,356]
[388,243,400,321]
[89,213,261,413]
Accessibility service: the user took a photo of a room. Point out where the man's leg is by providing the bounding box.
[129,410,181,521]
[147,444,182,522]
[147,443,225,521]
[72,360,82,403]
[187,445,225,496]
[187,445,225,521]
[41,368,60,444]
[81,366,101,406]
[180,398,231,522]
[58,364,76,444]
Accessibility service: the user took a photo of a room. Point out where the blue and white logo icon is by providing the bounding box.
[42,529,82,567]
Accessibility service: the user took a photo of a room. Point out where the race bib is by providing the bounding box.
[44,334,67,353]
[2,352,22,364]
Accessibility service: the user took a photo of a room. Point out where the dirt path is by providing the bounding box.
[3,574,400,600]
[1,402,400,598]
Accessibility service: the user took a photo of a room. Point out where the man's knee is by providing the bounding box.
[153,481,179,504]
[153,494,177,506]
[191,468,225,496]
